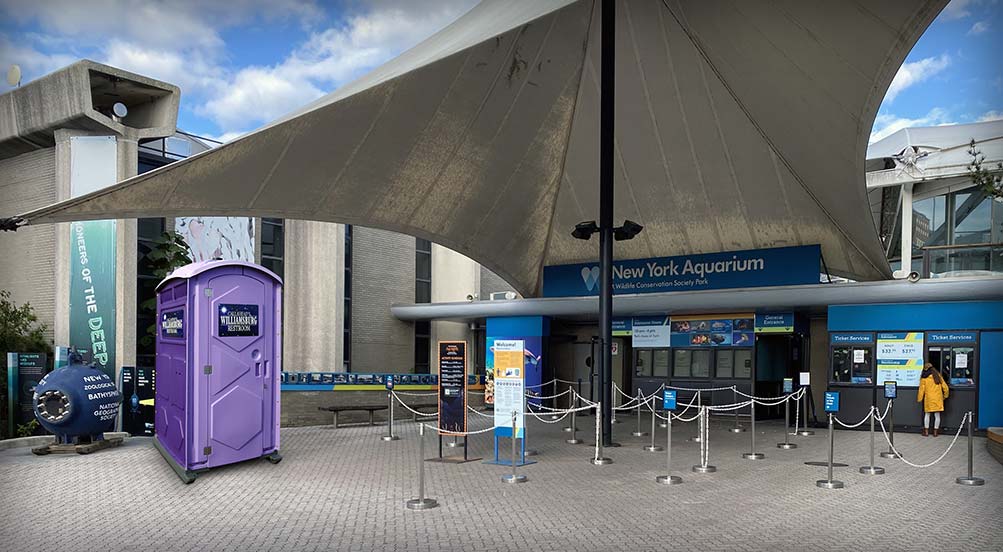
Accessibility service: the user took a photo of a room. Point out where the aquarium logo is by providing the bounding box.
[580,266,600,291]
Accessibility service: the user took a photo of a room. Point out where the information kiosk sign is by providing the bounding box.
[493,340,525,438]
[883,381,897,399]
[437,342,466,435]
[824,391,840,413]
[663,389,677,411]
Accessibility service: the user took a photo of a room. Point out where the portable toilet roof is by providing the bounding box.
[156,259,282,292]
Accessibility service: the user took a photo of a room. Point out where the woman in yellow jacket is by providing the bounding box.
[917,363,949,437]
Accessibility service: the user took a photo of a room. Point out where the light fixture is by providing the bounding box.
[572,220,599,240]
[614,219,643,241]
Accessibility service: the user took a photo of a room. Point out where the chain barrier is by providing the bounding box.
[834,406,875,429]
[876,411,969,468]
[524,378,557,390]
[392,390,437,397]
[391,391,438,418]
[872,400,893,422]
[418,422,497,436]
[526,388,572,401]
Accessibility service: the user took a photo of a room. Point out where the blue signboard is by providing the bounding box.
[830,333,874,344]
[612,318,632,336]
[541,245,821,297]
[662,390,677,411]
[669,316,754,348]
[824,391,840,413]
[755,313,794,334]
[926,331,977,343]
[883,381,897,399]
[218,304,259,337]
[161,309,184,339]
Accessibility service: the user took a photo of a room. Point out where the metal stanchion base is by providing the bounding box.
[859,466,885,475]
[730,427,746,433]
[631,431,648,437]
[798,430,815,436]
[956,477,985,486]
[805,461,849,467]
[656,474,683,485]
[777,442,797,449]
[742,452,765,460]
[591,457,613,465]
[659,422,668,429]
[502,474,528,483]
[445,441,459,448]
[566,438,583,444]
[563,426,573,432]
[688,436,702,443]
[405,498,438,510]
[643,445,664,452]
[692,465,716,473]
[549,415,560,421]
[879,451,900,459]
[612,419,622,424]
[382,435,400,442]
[525,449,539,457]
[816,479,844,489]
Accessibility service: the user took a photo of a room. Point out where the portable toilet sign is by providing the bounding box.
[153,260,283,483]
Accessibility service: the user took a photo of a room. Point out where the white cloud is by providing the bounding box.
[967,20,990,35]
[940,0,974,20]
[869,108,955,143]
[977,110,1003,122]
[0,34,77,84]
[885,54,951,103]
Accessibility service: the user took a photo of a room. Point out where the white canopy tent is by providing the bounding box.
[8,0,945,295]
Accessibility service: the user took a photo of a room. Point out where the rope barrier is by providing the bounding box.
[391,391,437,418]
[392,390,438,397]
[875,411,969,468]
[834,406,874,429]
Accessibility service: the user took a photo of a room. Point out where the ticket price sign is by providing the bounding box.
[883,381,897,399]
[824,391,840,413]
[876,332,924,387]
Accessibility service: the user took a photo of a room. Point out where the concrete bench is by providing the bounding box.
[317,405,387,428]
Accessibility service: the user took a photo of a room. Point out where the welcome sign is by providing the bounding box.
[542,245,820,297]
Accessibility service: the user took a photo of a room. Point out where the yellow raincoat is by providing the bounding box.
[917,375,949,413]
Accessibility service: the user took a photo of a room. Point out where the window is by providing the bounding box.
[260,218,284,280]
[715,350,734,378]
[953,191,992,245]
[343,225,352,372]
[136,217,165,370]
[912,195,947,252]
[635,350,652,377]
[673,349,711,378]
[928,345,975,386]
[414,238,432,373]
[652,350,670,378]
[734,349,753,378]
[831,346,873,384]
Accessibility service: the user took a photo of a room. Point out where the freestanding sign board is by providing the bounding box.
[493,340,525,438]
[438,342,467,435]
[6,352,48,437]
[824,391,840,413]
[120,366,155,436]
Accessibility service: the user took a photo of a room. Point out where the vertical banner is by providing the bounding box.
[485,317,548,407]
[69,136,118,378]
[438,341,467,435]
[493,339,525,438]
[6,352,47,436]
[876,332,924,387]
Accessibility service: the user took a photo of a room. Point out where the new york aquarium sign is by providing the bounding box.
[542,245,820,297]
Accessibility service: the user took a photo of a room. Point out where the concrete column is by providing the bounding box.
[430,244,479,374]
[282,220,344,372]
[898,183,914,277]
[115,137,138,377]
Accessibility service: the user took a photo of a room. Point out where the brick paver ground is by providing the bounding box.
[1,409,1001,551]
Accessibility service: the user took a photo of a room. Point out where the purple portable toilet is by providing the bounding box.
[153,260,282,483]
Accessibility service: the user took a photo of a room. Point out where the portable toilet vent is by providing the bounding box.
[153,260,282,483]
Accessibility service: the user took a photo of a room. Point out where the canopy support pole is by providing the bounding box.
[599,0,615,448]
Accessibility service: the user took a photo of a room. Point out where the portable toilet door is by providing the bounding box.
[198,263,281,469]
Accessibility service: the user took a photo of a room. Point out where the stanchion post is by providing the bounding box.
[777,394,796,449]
[799,388,814,436]
[564,384,575,432]
[566,393,583,445]
[632,388,648,437]
[816,413,844,489]
[742,399,765,459]
[689,390,702,442]
[730,386,745,433]
[611,383,619,424]
[503,411,527,483]
[405,423,438,510]
[591,402,613,465]
[692,406,716,473]
[956,411,985,486]
[879,399,898,459]
[656,410,681,484]
[644,396,662,452]
[859,407,884,475]
[382,392,399,442]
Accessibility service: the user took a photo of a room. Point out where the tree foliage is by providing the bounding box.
[0,289,51,439]
[138,232,193,347]
[968,139,1003,199]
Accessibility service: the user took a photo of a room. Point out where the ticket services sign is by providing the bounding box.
[493,339,525,438]
[438,341,467,435]
[876,332,924,387]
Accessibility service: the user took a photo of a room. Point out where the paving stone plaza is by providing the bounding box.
[1,412,1000,552]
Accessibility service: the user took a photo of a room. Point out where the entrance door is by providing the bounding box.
[205,272,269,468]
[572,342,595,401]
[612,337,626,395]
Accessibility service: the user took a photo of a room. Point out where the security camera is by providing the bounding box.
[907,271,921,283]
[466,294,475,301]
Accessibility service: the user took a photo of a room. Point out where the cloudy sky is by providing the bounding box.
[0,0,999,144]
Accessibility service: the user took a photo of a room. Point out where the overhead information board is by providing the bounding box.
[876,332,924,387]
[631,316,671,348]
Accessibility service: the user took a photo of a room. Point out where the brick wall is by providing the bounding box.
[281,390,485,427]
[0,148,57,342]
[351,227,414,373]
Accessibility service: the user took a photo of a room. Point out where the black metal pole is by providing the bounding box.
[599,0,615,447]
